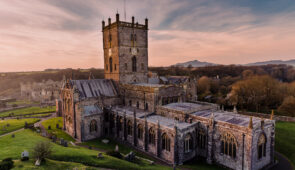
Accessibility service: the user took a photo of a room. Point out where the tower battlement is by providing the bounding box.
[102,14,148,31]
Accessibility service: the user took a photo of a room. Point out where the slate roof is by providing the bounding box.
[148,77,160,84]
[192,110,269,127]
[162,102,217,113]
[111,105,152,118]
[111,106,193,130]
[70,79,117,99]
[146,115,194,130]
[83,105,102,116]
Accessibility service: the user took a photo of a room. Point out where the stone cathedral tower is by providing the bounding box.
[102,13,148,84]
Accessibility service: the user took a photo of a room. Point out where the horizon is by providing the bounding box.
[1,0,295,72]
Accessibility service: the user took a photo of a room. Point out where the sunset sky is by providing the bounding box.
[1,0,295,72]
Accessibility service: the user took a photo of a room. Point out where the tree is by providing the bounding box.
[197,76,211,94]
[229,75,284,112]
[278,96,295,117]
[32,141,52,162]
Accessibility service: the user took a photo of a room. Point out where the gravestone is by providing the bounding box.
[124,151,135,162]
[97,153,104,159]
[21,151,29,161]
[60,138,64,145]
[115,145,119,152]
[63,140,68,147]
[52,136,57,143]
[102,139,109,144]
[35,159,41,166]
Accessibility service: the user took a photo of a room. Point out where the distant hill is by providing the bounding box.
[245,59,295,66]
[172,59,295,67]
[174,60,218,67]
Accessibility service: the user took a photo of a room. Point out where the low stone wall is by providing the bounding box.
[238,111,295,122]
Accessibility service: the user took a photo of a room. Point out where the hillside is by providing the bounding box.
[174,60,217,67]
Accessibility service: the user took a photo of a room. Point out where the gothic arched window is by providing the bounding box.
[184,134,193,153]
[221,132,237,158]
[197,128,206,149]
[109,57,113,72]
[162,133,171,152]
[118,117,123,132]
[132,56,137,72]
[136,101,139,108]
[127,120,133,136]
[137,124,143,140]
[148,128,156,145]
[258,134,267,159]
[90,120,97,133]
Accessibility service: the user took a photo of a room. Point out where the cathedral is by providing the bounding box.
[60,13,275,170]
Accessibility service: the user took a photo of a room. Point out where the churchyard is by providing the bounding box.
[0,114,293,170]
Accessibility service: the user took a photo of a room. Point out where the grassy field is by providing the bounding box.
[22,113,52,118]
[7,100,39,106]
[0,106,56,118]
[12,159,99,170]
[41,117,74,142]
[0,118,40,135]
[275,121,295,167]
[0,129,172,170]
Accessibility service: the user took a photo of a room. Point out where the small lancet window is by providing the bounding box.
[137,124,143,140]
[90,120,97,132]
[127,120,133,136]
[258,134,267,159]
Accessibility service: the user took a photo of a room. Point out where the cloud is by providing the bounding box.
[0,0,295,72]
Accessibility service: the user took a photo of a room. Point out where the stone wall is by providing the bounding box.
[20,80,62,102]
[103,16,148,84]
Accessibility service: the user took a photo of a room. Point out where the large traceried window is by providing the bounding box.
[127,120,133,136]
[197,128,206,149]
[162,133,171,152]
[258,134,267,159]
[148,128,156,145]
[137,124,144,140]
[184,134,193,153]
[90,120,97,133]
[221,132,237,158]
[132,56,137,72]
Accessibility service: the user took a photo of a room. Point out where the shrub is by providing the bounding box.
[106,151,122,159]
[0,158,14,170]
[32,141,52,161]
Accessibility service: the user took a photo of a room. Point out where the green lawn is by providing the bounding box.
[82,137,160,161]
[7,100,39,106]
[275,121,295,167]
[0,118,40,135]
[0,129,171,170]
[23,113,52,118]
[41,117,74,142]
[0,106,56,118]
[12,159,99,170]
